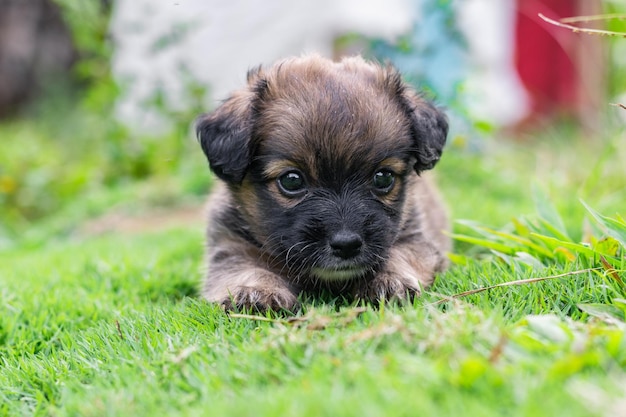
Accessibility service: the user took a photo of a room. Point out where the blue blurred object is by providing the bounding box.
[369,0,467,106]
[369,0,483,150]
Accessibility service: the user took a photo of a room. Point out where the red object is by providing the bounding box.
[514,0,579,118]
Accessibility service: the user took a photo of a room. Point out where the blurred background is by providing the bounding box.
[0,0,624,249]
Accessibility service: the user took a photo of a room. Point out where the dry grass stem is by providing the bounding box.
[538,13,626,37]
[559,13,626,24]
[432,268,601,305]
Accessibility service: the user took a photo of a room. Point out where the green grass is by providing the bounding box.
[1,233,624,416]
[1,129,625,416]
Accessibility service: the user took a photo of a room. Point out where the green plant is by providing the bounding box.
[450,186,626,321]
[0,2,214,241]
[452,186,624,268]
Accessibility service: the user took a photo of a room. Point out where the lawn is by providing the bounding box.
[1,126,625,416]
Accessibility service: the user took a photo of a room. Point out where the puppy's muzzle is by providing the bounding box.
[329,230,363,259]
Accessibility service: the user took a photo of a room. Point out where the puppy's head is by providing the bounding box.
[197,55,447,283]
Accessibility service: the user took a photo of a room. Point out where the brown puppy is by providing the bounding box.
[196,54,450,312]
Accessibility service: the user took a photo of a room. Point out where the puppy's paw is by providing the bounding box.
[353,273,422,305]
[221,286,300,313]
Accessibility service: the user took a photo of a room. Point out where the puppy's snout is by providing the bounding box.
[329,230,363,259]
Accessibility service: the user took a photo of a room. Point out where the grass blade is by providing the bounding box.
[581,200,626,248]
[577,303,625,322]
[532,184,571,240]
[450,234,517,255]
[454,221,554,259]
[529,233,597,258]
[599,255,624,286]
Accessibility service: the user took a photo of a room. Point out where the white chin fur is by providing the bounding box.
[310,267,367,282]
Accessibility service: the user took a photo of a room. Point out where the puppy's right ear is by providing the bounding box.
[196,89,257,184]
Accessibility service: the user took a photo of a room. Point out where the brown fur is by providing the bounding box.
[197,54,450,312]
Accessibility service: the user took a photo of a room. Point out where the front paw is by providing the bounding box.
[221,286,300,313]
[353,273,421,305]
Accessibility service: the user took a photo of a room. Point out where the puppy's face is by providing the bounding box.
[197,55,447,285]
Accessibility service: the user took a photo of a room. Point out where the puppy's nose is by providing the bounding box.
[329,230,363,259]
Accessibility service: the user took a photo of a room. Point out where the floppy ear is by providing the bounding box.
[391,75,448,172]
[197,67,269,184]
[195,90,255,184]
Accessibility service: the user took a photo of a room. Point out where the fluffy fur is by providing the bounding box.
[196,54,450,312]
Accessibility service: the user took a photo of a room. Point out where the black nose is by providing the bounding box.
[329,230,363,259]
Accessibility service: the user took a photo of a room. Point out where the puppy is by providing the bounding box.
[196,54,450,312]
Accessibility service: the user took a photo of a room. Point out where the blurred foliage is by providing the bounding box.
[0,0,210,243]
[53,0,114,102]
[603,1,626,104]
[452,188,625,272]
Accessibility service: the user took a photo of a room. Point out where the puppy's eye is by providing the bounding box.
[373,170,395,193]
[277,171,306,196]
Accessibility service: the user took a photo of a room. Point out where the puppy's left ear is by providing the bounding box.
[393,79,449,172]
